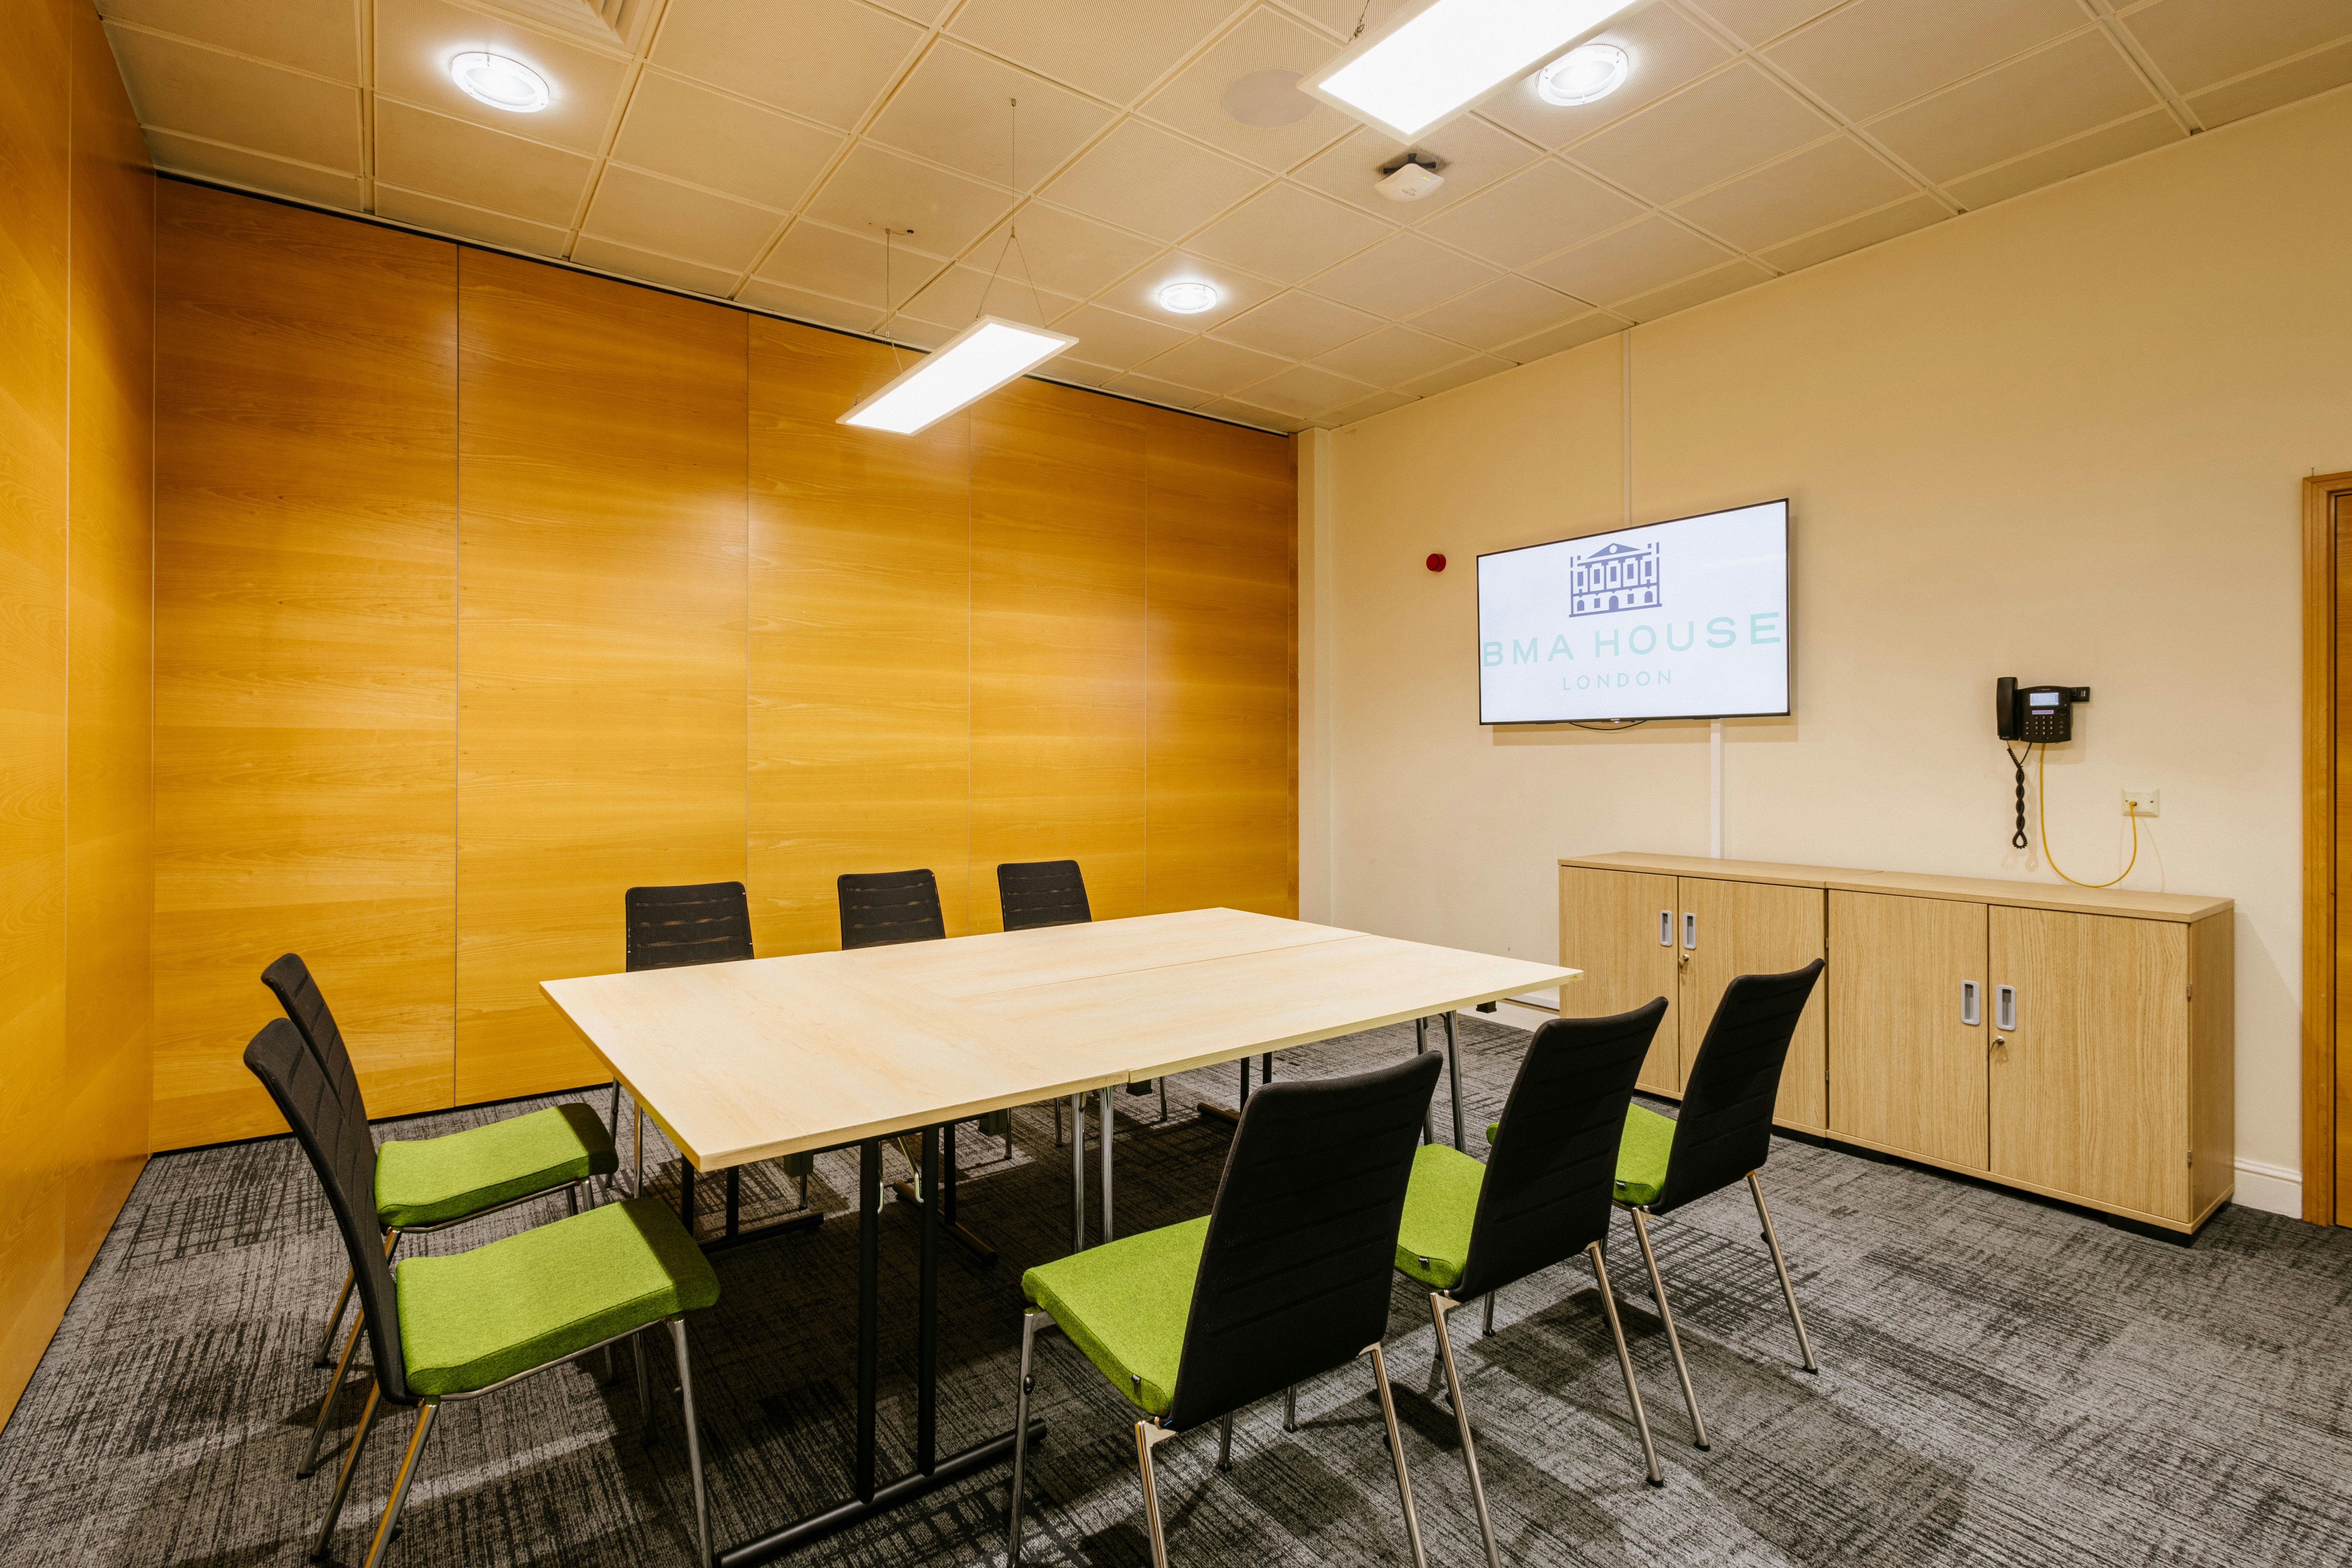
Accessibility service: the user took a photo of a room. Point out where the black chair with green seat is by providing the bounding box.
[1007,1050,1445,1568]
[1609,959,1827,1452]
[997,859,1168,1133]
[243,1017,719,1568]
[262,953,618,1475]
[1394,999,1671,1567]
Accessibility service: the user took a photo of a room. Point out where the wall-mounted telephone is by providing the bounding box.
[1996,677,2091,744]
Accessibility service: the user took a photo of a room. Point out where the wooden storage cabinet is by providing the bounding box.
[1560,854,2234,1234]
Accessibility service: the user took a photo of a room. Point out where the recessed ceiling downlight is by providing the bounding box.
[1535,43,1630,107]
[1157,281,1220,314]
[450,51,551,113]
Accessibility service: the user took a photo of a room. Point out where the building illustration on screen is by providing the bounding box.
[1569,539,1660,616]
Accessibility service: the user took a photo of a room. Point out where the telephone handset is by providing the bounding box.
[1995,677,2090,744]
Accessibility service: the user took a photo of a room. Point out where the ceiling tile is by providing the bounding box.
[948,0,1241,105]
[375,98,596,226]
[1138,6,1359,171]
[2183,34,2352,128]
[1492,311,1620,362]
[1405,274,1588,352]
[1040,357,1126,389]
[804,142,1016,255]
[1133,335,1294,394]
[1417,158,1644,269]
[1312,325,1473,386]
[1194,394,1303,433]
[1325,390,1417,426]
[889,318,955,350]
[375,182,569,254]
[1039,119,1268,242]
[1944,107,2184,208]
[2122,0,2352,96]
[1106,371,1216,410]
[1767,0,2088,122]
[752,218,947,312]
[142,129,364,208]
[1616,256,1773,321]
[612,73,845,211]
[1478,4,1736,149]
[1105,252,1284,332]
[1245,362,1382,418]
[1522,214,1734,306]
[652,0,924,131]
[1212,290,1386,359]
[1670,134,1918,252]
[104,26,359,168]
[736,277,882,333]
[1683,0,1844,48]
[1291,115,1539,221]
[872,0,955,22]
[894,262,1080,330]
[865,40,1115,189]
[570,234,744,296]
[1867,30,2158,184]
[375,0,629,156]
[581,166,782,270]
[968,204,1163,300]
[1307,232,1499,318]
[1569,61,1835,205]
[1755,191,1946,270]
[1397,354,1513,397]
[1048,303,1195,370]
[1186,183,1392,283]
[98,0,359,80]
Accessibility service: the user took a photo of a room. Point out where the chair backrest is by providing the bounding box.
[261,952,367,1125]
[625,881,753,972]
[1655,960,1825,1214]
[1455,999,1666,1302]
[243,1017,412,1405]
[837,868,946,950]
[997,860,1091,932]
[1164,1050,1442,1432]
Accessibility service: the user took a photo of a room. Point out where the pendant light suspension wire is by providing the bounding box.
[878,224,908,371]
[976,97,1050,327]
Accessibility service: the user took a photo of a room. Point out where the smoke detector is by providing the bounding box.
[1376,153,1446,203]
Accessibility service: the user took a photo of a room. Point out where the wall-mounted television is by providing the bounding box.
[1477,499,1791,724]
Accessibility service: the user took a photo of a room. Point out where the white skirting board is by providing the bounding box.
[2231,1158,2302,1218]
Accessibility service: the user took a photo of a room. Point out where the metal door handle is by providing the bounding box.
[1994,984,2016,1032]
[1961,980,1980,1027]
[1682,912,1697,950]
[1658,910,1672,947]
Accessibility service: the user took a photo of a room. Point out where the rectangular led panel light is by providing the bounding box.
[838,315,1077,435]
[1303,0,1649,142]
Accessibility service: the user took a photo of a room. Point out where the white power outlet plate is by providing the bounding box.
[2123,788,2161,818]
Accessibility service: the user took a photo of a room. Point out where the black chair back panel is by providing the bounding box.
[1166,1051,1442,1432]
[1656,959,1825,1214]
[243,1017,411,1404]
[1456,999,1665,1302]
[997,860,1091,932]
[625,881,753,972]
[838,869,946,950]
[261,952,366,1123]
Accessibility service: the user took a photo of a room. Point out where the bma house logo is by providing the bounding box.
[1570,539,1661,617]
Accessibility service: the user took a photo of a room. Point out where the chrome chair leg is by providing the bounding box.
[1366,1343,1430,1568]
[1054,1094,1064,1148]
[1586,1241,1664,1486]
[635,1331,657,1448]
[1135,1420,1177,1568]
[312,1268,357,1368]
[1749,1173,1819,1373]
[1216,1414,1233,1471]
[634,1097,645,1199]
[1157,1077,1169,1123]
[1099,1087,1115,1243]
[1282,1385,1297,1432]
[300,1310,367,1478]
[1070,1096,1086,1252]
[1482,1290,1496,1338]
[670,1318,710,1566]
[360,1402,437,1568]
[313,1380,385,1559]
[1628,1208,1708,1450]
[1430,1295,1500,1568]
[566,1184,579,1217]
[608,1080,623,1198]
[1008,1309,1051,1566]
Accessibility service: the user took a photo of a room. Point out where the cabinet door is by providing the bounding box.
[1559,866,1680,1094]
[1678,877,1828,1132]
[1828,891,1989,1169]
[1990,907,2189,1222]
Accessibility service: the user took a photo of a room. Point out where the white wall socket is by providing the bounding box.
[2123,788,2160,818]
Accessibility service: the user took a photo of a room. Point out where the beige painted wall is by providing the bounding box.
[1319,84,2352,1200]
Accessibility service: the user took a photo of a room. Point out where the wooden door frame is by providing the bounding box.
[2303,471,2352,1225]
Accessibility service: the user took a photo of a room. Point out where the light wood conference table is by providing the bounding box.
[542,906,1578,1566]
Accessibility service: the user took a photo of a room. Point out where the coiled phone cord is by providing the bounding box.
[2037,743,2140,889]
[2005,743,2032,849]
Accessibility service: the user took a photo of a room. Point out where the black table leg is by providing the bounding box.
[890,1122,996,1266]
[680,1163,696,1232]
[918,1127,938,1474]
[856,1139,879,1503]
[943,1120,958,1229]
[726,1168,741,1235]
[1196,1055,1251,1129]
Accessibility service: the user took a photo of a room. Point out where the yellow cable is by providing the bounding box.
[2037,744,2139,889]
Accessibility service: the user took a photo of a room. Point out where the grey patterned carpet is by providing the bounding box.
[4,1013,2351,1568]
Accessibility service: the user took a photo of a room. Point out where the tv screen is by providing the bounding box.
[1477,499,1790,724]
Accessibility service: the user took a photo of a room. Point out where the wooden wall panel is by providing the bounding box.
[1143,408,1296,919]
[748,321,971,952]
[455,253,749,1101]
[970,380,1149,930]
[153,186,458,1148]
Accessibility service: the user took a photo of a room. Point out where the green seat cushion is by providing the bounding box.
[1615,1104,1676,1207]
[376,1103,618,1229]
[396,1197,717,1399]
[1394,1144,1483,1291]
[1020,1217,1208,1417]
